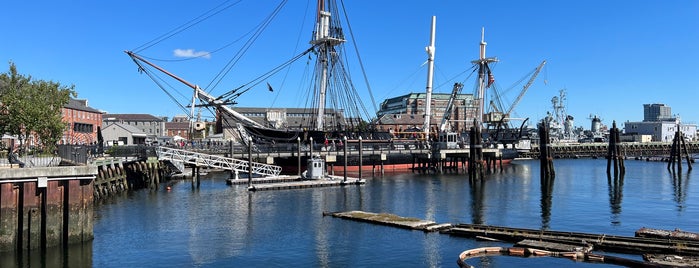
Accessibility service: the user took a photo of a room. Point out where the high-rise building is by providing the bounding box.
[643,103,672,122]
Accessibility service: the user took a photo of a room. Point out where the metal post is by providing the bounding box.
[310,137,314,157]
[343,136,348,183]
[297,137,301,178]
[248,137,253,189]
[358,136,363,179]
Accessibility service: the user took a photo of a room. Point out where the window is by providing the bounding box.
[73,123,94,133]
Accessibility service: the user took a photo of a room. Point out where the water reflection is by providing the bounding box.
[0,240,92,268]
[607,173,624,226]
[469,178,485,224]
[540,175,554,230]
[671,170,691,211]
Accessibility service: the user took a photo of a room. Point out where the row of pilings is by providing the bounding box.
[410,121,503,178]
[93,158,163,200]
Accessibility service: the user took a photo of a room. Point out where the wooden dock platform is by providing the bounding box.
[327,210,699,266]
[226,175,299,185]
[324,211,452,231]
[446,223,699,256]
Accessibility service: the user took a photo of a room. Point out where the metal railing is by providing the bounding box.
[156,146,282,177]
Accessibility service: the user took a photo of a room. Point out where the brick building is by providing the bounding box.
[61,98,103,145]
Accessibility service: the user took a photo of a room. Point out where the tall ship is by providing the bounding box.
[126,2,545,171]
[126,0,386,147]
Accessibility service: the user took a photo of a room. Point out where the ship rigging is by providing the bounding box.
[125,0,380,143]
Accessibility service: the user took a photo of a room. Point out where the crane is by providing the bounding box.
[439,82,464,132]
[504,60,547,117]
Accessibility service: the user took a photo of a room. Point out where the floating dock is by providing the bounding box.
[226,175,299,185]
[327,210,699,267]
[248,178,364,191]
[324,210,452,231]
[446,223,699,256]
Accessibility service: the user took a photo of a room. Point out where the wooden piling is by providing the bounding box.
[538,121,555,180]
[468,120,484,181]
[606,121,625,177]
[668,124,692,173]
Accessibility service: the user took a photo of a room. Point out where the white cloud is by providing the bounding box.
[173,48,211,59]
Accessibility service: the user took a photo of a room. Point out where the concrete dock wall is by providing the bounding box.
[0,166,96,252]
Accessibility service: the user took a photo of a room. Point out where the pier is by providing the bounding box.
[179,140,507,176]
[521,141,699,159]
[0,166,96,252]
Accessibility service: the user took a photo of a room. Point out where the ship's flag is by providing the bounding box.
[487,73,495,88]
[267,82,273,92]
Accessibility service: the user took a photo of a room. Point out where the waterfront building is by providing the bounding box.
[624,103,697,142]
[61,98,104,145]
[101,123,147,145]
[102,114,166,142]
[166,115,191,140]
[232,107,347,130]
[374,92,476,137]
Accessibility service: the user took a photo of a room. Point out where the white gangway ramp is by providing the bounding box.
[156,146,282,177]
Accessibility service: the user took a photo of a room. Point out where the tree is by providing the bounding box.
[0,62,75,152]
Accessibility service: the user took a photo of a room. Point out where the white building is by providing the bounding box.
[624,103,696,142]
[101,123,148,145]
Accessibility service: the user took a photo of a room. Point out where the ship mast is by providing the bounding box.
[423,16,436,139]
[471,28,498,127]
[310,0,345,131]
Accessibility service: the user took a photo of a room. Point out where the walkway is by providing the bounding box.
[156,146,282,177]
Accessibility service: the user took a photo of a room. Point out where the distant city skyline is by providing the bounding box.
[2,1,698,129]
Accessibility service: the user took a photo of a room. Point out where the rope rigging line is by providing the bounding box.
[132,0,242,53]
[137,25,257,63]
[217,45,317,103]
[204,0,289,94]
[270,0,313,109]
[129,58,190,115]
[339,0,377,115]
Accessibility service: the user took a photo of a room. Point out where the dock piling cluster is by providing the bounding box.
[668,124,693,173]
[606,121,625,177]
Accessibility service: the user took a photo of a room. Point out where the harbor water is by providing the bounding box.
[2,158,698,267]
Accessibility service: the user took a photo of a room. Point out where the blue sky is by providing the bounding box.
[2,0,698,130]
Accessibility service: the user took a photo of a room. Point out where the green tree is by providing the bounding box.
[0,62,75,152]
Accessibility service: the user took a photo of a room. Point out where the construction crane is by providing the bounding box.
[483,60,546,129]
[439,82,464,132]
[504,60,547,117]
